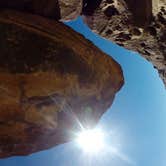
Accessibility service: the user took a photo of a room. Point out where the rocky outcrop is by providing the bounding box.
[0,10,123,158]
[82,0,166,86]
[0,1,165,85]
[0,0,166,85]
[0,0,82,21]
[1,0,165,158]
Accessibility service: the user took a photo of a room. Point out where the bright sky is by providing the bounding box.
[0,18,166,166]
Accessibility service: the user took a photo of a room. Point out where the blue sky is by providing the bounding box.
[0,18,166,166]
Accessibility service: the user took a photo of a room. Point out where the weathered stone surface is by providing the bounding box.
[0,10,123,158]
[1,1,165,85]
[59,0,82,21]
[0,0,82,21]
[82,0,166,86]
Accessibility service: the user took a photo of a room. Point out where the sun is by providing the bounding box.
[76,128,105,154]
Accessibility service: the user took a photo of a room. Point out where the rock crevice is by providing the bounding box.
[82,0,166,86]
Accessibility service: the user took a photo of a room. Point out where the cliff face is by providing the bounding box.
[0,10,123,158]
[82,0,166,86]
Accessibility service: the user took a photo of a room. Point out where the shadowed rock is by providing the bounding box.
[0,0,82,21]
[82,0,166,86]
[1,1,165,86]
[124,0,153,26]
[0,10,124,158]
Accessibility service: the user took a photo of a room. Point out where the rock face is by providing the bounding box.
[82,0,166,86]
[59,0,82,21]
[0,10,124,158]
[0,0,82,21]
[1,1,165,85]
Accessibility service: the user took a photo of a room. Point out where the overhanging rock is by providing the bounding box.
[1,1,165,86]
[0,0,82,21]
[0,10,124,158]
[82,0,166,86]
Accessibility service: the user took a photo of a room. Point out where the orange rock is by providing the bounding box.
[0,10,124,158]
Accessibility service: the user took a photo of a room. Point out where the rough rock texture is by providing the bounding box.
[82,0,166,86]
[59,0,82,21]
[1,1,165,85]
[0,0,82,21]
[0,10,123,158]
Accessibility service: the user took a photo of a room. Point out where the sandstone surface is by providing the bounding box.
[0,10,124,158]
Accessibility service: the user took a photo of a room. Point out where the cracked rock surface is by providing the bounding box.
[82,0,166,86]
[0,10,123,158]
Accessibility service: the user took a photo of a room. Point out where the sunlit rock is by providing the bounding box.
[0,10,124,158]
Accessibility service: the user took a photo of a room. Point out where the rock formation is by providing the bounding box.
[0,0,82,21]
[0,10,123,158]
[0,0,165,158]
[0,0,165,86]
[82,0,166,86]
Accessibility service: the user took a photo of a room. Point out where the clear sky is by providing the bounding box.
[0,18,166,166]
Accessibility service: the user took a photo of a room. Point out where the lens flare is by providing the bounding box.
[76,129,105,154]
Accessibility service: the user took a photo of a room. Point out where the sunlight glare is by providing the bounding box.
[76,128,105,154]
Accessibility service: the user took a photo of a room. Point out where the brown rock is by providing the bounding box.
[59,0,82,21]
[0,10,124,158]
[0,0,82,21]
[124,0,153,26]
[82,0,166,86]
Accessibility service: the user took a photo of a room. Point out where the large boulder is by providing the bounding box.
[0,10,124,158]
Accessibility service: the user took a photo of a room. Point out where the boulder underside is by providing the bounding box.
[0,0,165,86]
[0,0,165,158]
[0,10,124,158]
